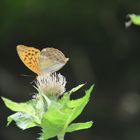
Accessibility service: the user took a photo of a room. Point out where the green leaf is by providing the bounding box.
[66,85,94,123]
[59,83,85,107]
[126,14,140,27]
[66,121,93,133]
[2,97,36,116]
[67,84,85,95]
[7,112,37,130]
[40,85,94,140]
[2,97,41,124]
[41,101,68,139]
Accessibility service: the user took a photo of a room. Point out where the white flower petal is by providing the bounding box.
[35,73,66,97]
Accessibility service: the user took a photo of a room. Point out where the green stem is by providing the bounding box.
[57,133,65,140]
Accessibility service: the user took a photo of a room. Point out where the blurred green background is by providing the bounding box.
[0,0,140,140]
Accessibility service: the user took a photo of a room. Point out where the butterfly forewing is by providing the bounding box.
[39,48,69,74]
[17,45,40,75]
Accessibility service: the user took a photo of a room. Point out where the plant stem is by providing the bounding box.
[57,133,65,140]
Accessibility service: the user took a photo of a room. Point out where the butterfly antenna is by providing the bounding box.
[19,74,36,84]
[20,74,35,78]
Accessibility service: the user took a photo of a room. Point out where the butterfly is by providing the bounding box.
[16,45,69,75]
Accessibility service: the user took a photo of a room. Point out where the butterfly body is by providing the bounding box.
[17,45,69,75]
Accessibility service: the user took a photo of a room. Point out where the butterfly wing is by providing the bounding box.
[16,45,40,75]
[39,48,69,74]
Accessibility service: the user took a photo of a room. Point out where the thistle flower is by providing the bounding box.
[35,73,66,98]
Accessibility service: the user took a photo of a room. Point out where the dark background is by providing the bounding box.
[0,0,140,140]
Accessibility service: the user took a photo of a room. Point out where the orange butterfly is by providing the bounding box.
[16,45,69,75]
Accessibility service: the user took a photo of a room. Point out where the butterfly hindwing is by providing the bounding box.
[17,45,40,75]
[39,48,69,74]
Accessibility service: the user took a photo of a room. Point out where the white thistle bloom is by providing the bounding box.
[36,73,66,97]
